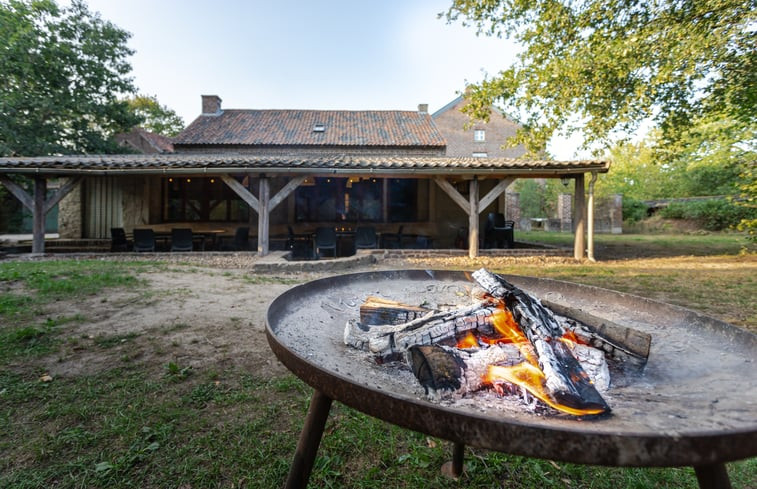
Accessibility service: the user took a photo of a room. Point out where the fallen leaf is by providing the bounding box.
[40,374,53,382]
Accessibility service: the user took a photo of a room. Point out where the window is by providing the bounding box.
[474,129,485,142]
[295,177,382,222]
[163,177,249,222]
[293,177,427,223]
[472,152,488,158]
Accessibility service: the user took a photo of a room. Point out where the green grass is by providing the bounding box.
[518,230,753,258]
[0,250,755,488]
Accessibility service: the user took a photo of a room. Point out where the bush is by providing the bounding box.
[659,199,757,231]
[622,197,648,223]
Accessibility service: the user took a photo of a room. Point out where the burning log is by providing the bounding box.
[344,301,498,360]
[471,268,611,415]
[409,341,610,400]
[408,343,525,397]
[542,299,651,370]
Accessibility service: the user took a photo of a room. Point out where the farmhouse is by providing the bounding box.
[0,95,609,258]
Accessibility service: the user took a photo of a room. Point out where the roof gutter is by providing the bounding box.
[0,165,609,177]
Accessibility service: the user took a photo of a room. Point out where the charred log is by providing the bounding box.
[408,344,524,398]
[344,302,498,360]
[543,299,651,370]
[409,341,610,400]
[471,269,611,414]
[360,296,431,326]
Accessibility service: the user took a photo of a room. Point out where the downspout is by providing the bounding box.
[587,171,598,262]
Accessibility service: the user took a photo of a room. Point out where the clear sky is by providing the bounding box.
[77,0,583,159]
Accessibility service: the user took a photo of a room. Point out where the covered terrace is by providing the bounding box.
[0,153,609,259]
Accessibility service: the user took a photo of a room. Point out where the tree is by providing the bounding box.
[443,0,756,156]
[126,94,184,137]
[0,0,139,156]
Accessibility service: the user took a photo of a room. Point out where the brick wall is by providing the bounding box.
[432,98,526,158]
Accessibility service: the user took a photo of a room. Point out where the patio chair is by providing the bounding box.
[170,228,194,252]
[132,228,156,252]
[221,227,250,251]
[354,226,378,249]
[381,225,404,248]
[485,213,514,248]
[314,227,337,258]
[110,227,131,252]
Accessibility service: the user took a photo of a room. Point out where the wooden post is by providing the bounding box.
[587,172,598,261]
[258,177,270,256]
[468,177,479,259]
[573,174,586,260]
[32,177,47,254]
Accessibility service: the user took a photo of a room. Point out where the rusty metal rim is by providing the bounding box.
[266,270,757,467]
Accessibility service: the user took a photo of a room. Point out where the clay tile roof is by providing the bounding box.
[173,110,446,147]
[0,154,610,176]
[136,128,174,153]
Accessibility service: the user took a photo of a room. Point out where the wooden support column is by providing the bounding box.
[222,174,307,257]
[573,174,586,260]
[0,175,82,254]
[258,177,270,255]
[468,176,479,258]
[32,177,46,254]
[587,171,598,262]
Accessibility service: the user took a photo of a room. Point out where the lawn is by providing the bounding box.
[1,235,755,488]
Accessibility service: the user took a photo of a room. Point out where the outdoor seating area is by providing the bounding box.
[111,227,235,252]
[107,221,519,258]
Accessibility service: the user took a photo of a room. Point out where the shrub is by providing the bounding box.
[622,197,648,223]
[659,199,757,231]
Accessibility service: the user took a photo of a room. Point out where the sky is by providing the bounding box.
[76,0,585,159]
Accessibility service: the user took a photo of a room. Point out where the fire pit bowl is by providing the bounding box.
[266,270,756,489]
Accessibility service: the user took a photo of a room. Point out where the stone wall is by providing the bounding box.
[57,178,82,239]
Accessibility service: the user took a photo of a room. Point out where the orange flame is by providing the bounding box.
[491,307,528,344]
[559,330,586,348]
[484,364,605,416]
[456,331,479,349]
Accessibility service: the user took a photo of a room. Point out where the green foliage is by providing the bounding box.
[444,0,756,156]
[736,162,757,241]
[514,179,564,218]
[0,0,139,156]
[659,199,756,231]
[597,115,754,205]
[125,94,184,137]
[621,197,647,223]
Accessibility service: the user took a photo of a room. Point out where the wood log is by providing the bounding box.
[344,302,498,360]
[472,268,611,414]
[542,299,651,370]
[408,343,525,398]
[408,341,610,400]
[360,296,431,326]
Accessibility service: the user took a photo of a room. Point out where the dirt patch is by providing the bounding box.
[38,266,329,379]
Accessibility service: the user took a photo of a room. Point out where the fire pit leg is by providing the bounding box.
[284,390,333,489]
[694,463,732,489]
[441,442,465,478]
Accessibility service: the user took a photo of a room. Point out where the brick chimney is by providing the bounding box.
[202,95,222,115]
[417,103,428,114]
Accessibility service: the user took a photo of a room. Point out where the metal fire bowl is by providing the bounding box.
[266,270,757,467]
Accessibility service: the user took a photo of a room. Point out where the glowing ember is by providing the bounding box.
[484,364,606,416]
[456,332,479,349]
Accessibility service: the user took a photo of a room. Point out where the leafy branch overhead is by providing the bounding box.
[0,0,139,156]
[444,0,756,155]
[125,94,185,137]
